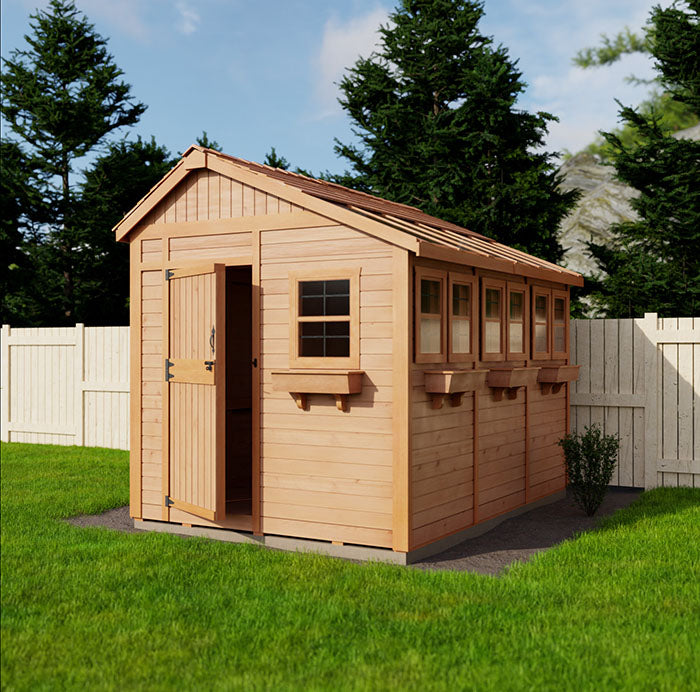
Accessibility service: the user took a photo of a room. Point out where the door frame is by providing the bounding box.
[161,253,260,532]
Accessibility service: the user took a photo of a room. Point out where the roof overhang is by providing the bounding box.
[113,146,583,287]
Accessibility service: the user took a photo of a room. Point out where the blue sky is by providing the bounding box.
[2,0,659,174]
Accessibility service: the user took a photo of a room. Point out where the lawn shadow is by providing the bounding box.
[413,487,644,576]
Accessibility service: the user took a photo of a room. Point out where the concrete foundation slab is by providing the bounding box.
[134,489,565,564]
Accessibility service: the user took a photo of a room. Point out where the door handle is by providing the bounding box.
[204,360,215,371]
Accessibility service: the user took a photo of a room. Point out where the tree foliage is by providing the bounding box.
[572,12,698,161]
[333,0,577,263]
[574,27,651,71]
[0,0,160,325]
[74,139,176,325]
[587,1,700,318]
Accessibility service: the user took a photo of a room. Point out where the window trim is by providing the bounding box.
[481,277,506,362]
[415,267,447,364]
[448,272,477,363]
[531,286,552,360]
[289,268,360,369]
[506,281,529,361]
[552,288,569,360]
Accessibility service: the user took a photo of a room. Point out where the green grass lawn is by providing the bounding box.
[1,442,699,691]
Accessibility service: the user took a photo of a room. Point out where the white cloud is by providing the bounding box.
[529,52,656,154]
[15,0,152,40]
[175,1,200,35]
[314,7,390,119]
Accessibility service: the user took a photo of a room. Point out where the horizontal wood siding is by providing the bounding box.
[411,377,474,547]
[527,386,567,499]
[477,390,527,520]
[260,225,394,548]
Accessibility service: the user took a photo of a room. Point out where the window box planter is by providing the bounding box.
[537,364,580,394]
[424,369,488,409]
[487,367,541,401]
[271,370,364,412]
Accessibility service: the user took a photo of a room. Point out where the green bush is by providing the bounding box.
[559,424,620,516]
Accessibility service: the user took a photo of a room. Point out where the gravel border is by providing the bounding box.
[412,487,642,574]
[66,487,642,575]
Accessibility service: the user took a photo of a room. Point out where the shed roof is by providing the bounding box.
[114,145,583,286]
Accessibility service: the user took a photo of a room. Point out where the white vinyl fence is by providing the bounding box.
[1,325,129,450]
[571,313,700,489]
[3,315,699,488]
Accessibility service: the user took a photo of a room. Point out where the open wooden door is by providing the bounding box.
[163,263,226,521]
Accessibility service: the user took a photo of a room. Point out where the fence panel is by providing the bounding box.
[571,313,700,489]
[2,316,698,481]
[1,324,129,450]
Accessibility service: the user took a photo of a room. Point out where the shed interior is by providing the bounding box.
[225,265,252,518]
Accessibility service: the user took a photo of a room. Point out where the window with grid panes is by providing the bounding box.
[298,279,350,357]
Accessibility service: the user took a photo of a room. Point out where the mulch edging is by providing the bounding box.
[66,487,642,575]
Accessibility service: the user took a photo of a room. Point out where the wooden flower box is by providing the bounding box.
[537,364,580,394]
[423,369,488,409]
[271,370,364,412]
[486,367,541,401]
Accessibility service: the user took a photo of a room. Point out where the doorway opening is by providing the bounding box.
[225,265,253,518]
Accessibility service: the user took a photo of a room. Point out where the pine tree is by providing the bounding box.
[588,1,700,318]
[74,139,176,325]
[572,20,698,161]
[1,0,146,323]
[334,0,576,263]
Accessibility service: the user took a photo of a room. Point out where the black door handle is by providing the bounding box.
[252,358,258,368]
[204,360,214,371]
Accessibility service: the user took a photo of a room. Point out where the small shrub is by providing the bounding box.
[558,424,620,516]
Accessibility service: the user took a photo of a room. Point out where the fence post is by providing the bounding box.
[74,323,85,446]
[1,325,9,442]
[640,313,659,489]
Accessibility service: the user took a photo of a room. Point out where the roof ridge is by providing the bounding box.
[199,146,490,241]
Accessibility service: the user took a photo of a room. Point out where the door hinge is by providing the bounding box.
[165,358,174,381]
[165,269,174,280]
[165,495,174,507]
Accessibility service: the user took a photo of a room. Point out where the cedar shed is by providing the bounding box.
[117,146,582,563]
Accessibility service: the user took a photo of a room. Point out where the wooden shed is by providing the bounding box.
[117,146,582,563]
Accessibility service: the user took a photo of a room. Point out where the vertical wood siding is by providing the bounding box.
[140,269,164,518]
[570,313,700,489]
[0,325,128,448]
[142,169,300,228]
[259,225,395,548]
[167,271,217,513]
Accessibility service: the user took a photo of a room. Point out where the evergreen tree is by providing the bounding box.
[334,0,577,263]
[587,1,700,318]
[1,0,145,323]
[572,21,698,161]
[263,146,314,177]
[195,131,222,151]
[74,138,176,325]
[263,146,291,170]
[0,141,45,325]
